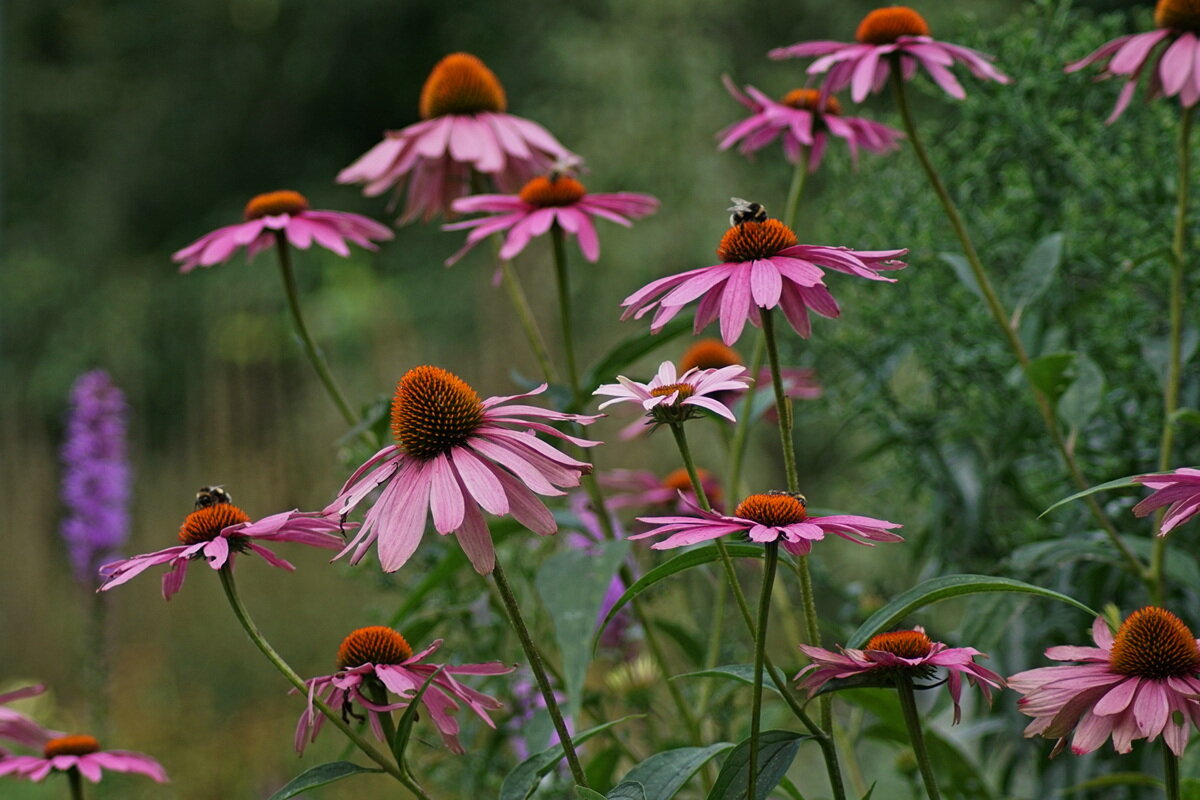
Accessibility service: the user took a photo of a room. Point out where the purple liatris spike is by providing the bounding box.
[60,370,131,585]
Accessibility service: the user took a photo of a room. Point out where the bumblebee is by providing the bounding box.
[766,489,807,508]
[728,197,767,227]
[194,485,233,509]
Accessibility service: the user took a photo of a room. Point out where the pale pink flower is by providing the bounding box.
[172,190,392,273]
[329,366,599,575]
[98,497,345,599]
[602,468,725,514]
[797,628,1003,723]
[0,687,58,752]
[443,172,658,267]
[1009,609,1200,756]
[593,361,750,426]
[718,77,902,171]
[1133,468,1200,535]
[338,53,575,224]
[0,732,167,785]
[631,492,902,557]
[1066,1,1200,123]
[620,213,906,345]
[770,6,1010,103]
[296,627,512,755]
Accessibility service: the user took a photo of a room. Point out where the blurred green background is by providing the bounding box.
[3,0,1192,798]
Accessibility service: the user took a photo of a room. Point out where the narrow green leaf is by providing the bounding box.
[1011,232,1064,313]
[860,782,876,800]
[1058,772,1163,794]
[581,316,693,395]
[391,666,444,768]
[595,544,764,652]
[1028,352,1077,404]
[266,762,383,799]
[537,540,629,720]
[1040,473,1147,518]
[846,574,1098,649]
[808,671,904,698]
[938,252,982,300]
[705,730,809,800]
[577,789,608,800]
[621,743,734,800]
[778,776,807,800]
[500,716,642,800]
[670,665,780,695]
[1172,408,1200,429]
[607,782,649,800]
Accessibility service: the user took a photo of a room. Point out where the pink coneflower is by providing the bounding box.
[295,626,512,755]
[630,492,902,556]
[329,366,599,575]
[172,190,393,273]
[1067,0,1200,123]
[0,687,58,752]
[796,628,1004,723]
[718,78,903,171]
[443,171,659,266]
[1132,468,1200,535]
[602,467,725,513]
[770,6,1010,103]
[338,53,575,224]
[1008,609,1200,756]
[98,492,345,599]
[678,338,822,411]
[593,361,750,426]
[0,733,167,785]
[620,209,906,345]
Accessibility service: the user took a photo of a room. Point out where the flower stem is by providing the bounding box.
[490,558,589,788]
[67,767,84,800]
[551,225,582,401]
[668,422,846,800]
[783,147,811,233]
[1151,103,1196,604]
[1165,745,1182,800]
[727,334,767,502]
[272,232,363,436]
[216,566,429,797]
[497,250,560,385]
[887,65,1143,580]
[895,677,941,800]
[748,540,780,800]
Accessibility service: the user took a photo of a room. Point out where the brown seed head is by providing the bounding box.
[243,190,309,220]
[855,6,931,45]
[734,492,808,526]
[179,504,251,546]
[419,53,508,119]
[716,219,799,263]
[519,175,587,207]
[390,366,485,460]
[866,629,935,659]
[337,626,415,669]
[1109,607,1200,679]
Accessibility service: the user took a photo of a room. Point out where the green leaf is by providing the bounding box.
[1057,354,1104,430]
[500,716,642,800]
[846,574,1098,649]
[778,776,807,800]
[537,540,630,720]
[620,743,734,800]
[671,665,780,695]
[576,784,648,800]
[1027,352,1077,404]
[266,762,384,799]
[938,252,982,300]
[1172,408,1200,429]
[595,544,764,652]
[860,782,876,800]
[1040,473,1146,518]
[809,671,905,698]
[577,789,608,800]
[705,730,809,800]
[581,316,693,397]
[391,666,444,769]
[1010,232,1064,314]
[1058,772,1163,794]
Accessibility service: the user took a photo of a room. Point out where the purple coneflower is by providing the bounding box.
[602,467,725,514]
[593,361,750,425]
[0,732,166,785]
[338,53,575,224]
[718,78,902,171]
[328,366,599,575]
[172,190,392,273]
[60,371,131,585]
[797,628,1004,723]
[1132,467,1200,535]
[1009,609,1200,756]
[296,626,511,754]
[770,5,1010,103]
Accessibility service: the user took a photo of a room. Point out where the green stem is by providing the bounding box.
[895,678,941,800]
[669,422,846,800]
[1152,104,1196,605]
[888,65,1143,581]
[1165,744,1182,800]
[551,225,581,401]
[67,767,84,800]
[490,559,589,789]
[727,334,767,503]
[498,253,560,386]
[216,566,428,796]
[273,233,364,437]
[783,147,811,233]
[760,309,799,492]
[748,541,780,800]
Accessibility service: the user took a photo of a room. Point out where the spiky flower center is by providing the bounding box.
[1157,0,1200,31]
[1109,607,1200,679]
[519,175,587,207]
[337,626,414,669]
[661,467,722,508]
[649,383,695,402]
[781,89,842,116]
[855,6,931,44]
[390,366,485,460]
[680,339,742,372]
[178,504,251,545]
[243,190,309,220]
[716,219,799,263]
[866,629,934,659]
[419,53,508,119]
[735,492,807,526]
[43,735,100,758]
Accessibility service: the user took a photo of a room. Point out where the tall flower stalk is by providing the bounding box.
[895,677,942,800]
